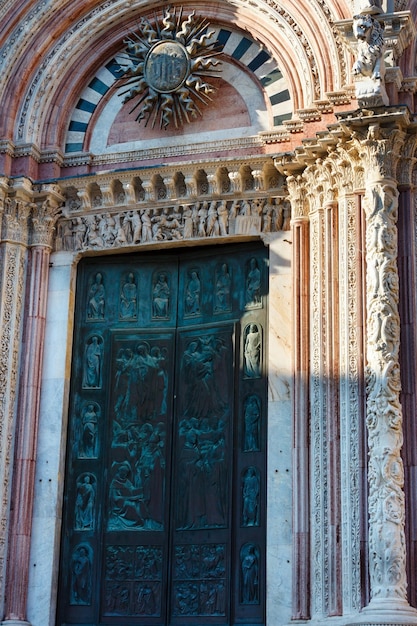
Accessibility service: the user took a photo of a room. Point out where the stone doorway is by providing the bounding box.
[57,242,268,625]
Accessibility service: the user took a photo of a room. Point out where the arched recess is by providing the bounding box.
[64,26,292,156]
[0,0,353,150]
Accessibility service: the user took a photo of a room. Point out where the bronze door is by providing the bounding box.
[57,243,267,626]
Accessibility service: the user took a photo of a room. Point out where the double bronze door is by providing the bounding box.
[57,243,267,626]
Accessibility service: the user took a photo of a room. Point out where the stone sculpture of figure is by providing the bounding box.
[120,272,137,319]
[152,272,170,318]
[244,324,261,378]
[185,270,201,315]
[71,544,92,605]
[81,403,99,457]
[241,544,259,604]
[242,467,260,527]
[352,13,388,107]
[244,394,261,451]
[87,272,105,319]
[75,474,96,530]
[245,258,261,307]
[214,263,231,312]
[141,209,153,242]
[83,335,103,388]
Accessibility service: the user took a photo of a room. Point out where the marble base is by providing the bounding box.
[346,599,417,625]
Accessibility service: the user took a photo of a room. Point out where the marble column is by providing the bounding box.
[351,118,417,623]
[287,174,310,620]
[3,193,61,626]
[0,180,32,617]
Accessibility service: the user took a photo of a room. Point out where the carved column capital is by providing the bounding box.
[286,174,308,219]
[353,122,405,183]
[30,199,62,249]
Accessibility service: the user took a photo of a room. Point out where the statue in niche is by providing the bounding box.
[75,473,96,530]
[244,394,261,451]
[82,334,103,388]
[152,272,170,318]
[245,258,261,308]
[87,272,105,319]
[214,263,231,312]
[176,416,227,530]
[240,544,259,604]
[80,402,99,457]
[242,467,260,527]
[120,272,138,319]
[244,324,262,379]
[71,544,93,605]
[185,269,201,316]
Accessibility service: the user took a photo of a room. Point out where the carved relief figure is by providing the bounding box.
[240,544,259,604]
[87,272,105,319]
[181,336,227,418]
[135,583,158,615]
[244,394,261,451]
[75,474,96,530]
[82,335,103,388]
[105,582,130,615]
[244,324,262,379]
[242,467,260,527]
[152,272,170,318]
[120,272,138,319]
[214,263,231,312]
[108,462,147,530]
[176,418,227,530]
[71,544,93,605]
[245,258,261,308]
[185,270,201,315]
[80,402,99,457]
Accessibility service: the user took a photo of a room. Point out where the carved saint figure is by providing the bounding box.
[214,263,231,312]
[244,394,261,451]
[120,272,138,319]
[87,272,105,319]
[244,324,262,379]
[83,335,103,388]
[242,467,260,527]
[185,270,201,315]
[80,403,99,457]
[152,272,170,318]
[245,258,261,307]
[71,544,92,605]
[240,544,259,604]
[75,474,96,530]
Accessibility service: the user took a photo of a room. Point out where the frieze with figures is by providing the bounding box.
[57,198,290,252]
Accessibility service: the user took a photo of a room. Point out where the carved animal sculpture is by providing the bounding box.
[352,14,385,81]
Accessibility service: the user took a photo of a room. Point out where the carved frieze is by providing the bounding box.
[56,197,290,252]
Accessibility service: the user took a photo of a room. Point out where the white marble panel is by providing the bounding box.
[266,233,293,625]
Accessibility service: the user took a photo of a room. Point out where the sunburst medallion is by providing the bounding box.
[117,7,223,129]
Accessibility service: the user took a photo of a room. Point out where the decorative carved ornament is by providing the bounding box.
[117,7,222,129]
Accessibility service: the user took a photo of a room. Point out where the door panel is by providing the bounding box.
[57,243,267,626]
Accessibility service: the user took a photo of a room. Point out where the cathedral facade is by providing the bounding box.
[1,1,417,625]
